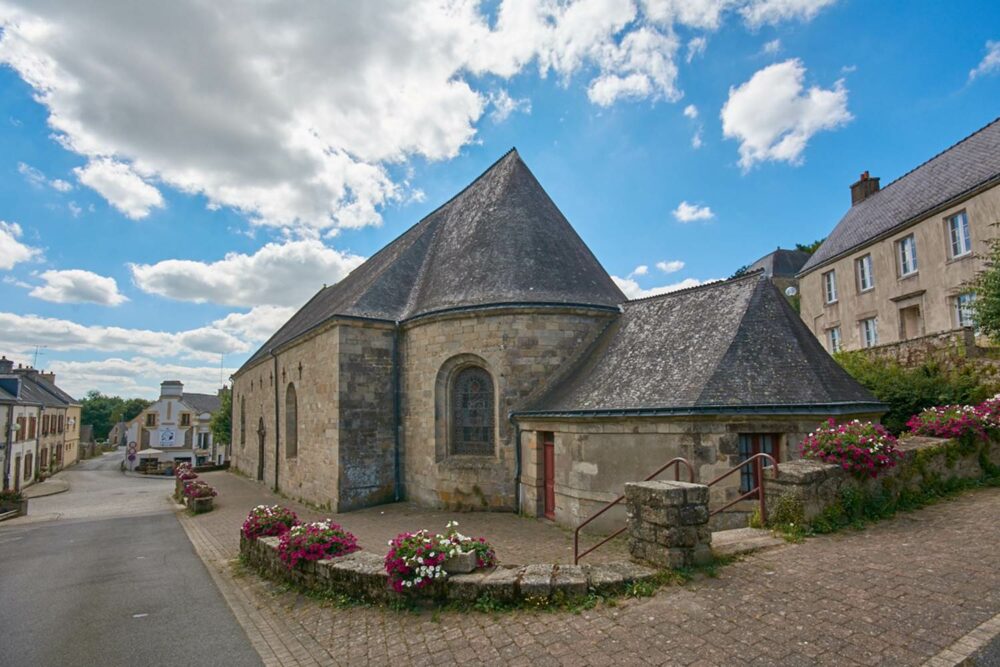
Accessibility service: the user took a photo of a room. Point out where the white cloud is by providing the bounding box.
[691,128,704,149]
[211,305,297,344]
[629,264,649,277]
[0,220,41,270]
[686,36,708,63]
[740,0,838,27]
[762,38,782,54]
[0,312,250,362]
[29,269,128,306]
[643,0,733,30]
[612,275,715,299]
[721,58,851,169]
[970,40,1000,81]
[17,161,46,187]
[488,90,532,123]
[683,104,699,119]
[587,27,681,106]
[50,178,72,192]
[672,201,714,222]
[68,201,82,217]
[656,260,685,273]
[74,159,164,219]
[130,239,364,308]
[46,357,236,400]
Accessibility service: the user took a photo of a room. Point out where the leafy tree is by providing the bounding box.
[210,386,232,446]
[971,234,1000,343]
[795,238,825,255]
[835,351,997,434]
[81,391,150,440]
[729,265,750,279]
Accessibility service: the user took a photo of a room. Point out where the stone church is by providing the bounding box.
[232,150,882,529]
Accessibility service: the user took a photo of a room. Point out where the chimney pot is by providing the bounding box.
[850,171,880,205]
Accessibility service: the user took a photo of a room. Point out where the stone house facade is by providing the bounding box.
[799,117,1000,353]
[232,150,882,528]
[130,381,222,468]
[1,369,41,492]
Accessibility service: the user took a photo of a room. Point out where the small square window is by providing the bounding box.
[827,326,842,353]
[856,254,874,292]
[823,270,837,304]
[898,234,918,276]
[145,413,157,427]
[180,413,191,427]
[948,212,971,258]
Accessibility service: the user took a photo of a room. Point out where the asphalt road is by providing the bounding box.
[0,452,262,666]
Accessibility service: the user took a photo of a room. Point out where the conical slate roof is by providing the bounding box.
[520,272,882,415]
[240,150,624,371]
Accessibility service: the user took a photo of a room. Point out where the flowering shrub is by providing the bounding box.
[182,480,217,499]
[384,521,497,592]
[241,505,299,540]
[906,404,991,440]
[174,462,194,477]
[976,394,1000,428]
[176,469,198,481]
[276,520,359,568]
[801,419,903,478]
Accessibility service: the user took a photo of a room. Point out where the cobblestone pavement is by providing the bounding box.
[180,471,1000,666]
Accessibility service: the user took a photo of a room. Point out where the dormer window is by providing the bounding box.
[145,413,157,427]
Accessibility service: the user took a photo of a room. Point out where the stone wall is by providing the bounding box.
[400,307,615,511]
[858,327,990,368]
[764,435,1000,525]
[624,481,712,569]
[516,414,843,533]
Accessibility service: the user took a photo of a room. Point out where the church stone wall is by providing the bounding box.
[515,415,855,533]
[400,308,616,511]
[231,355,280,486]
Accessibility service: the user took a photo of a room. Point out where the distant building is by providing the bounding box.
[129,381,224,469]
[799,118,1000,353]
[1,358,41,491]
[747,247,811,298]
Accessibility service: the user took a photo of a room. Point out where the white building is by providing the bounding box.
[127,381,225,470]
[1,357,42,491]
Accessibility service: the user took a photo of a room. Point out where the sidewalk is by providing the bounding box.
[22,477,70,499]
[179,470,1000,666]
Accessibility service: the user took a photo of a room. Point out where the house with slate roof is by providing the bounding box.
[1,357,42,491]
[129,381,224,469]
[799,117,1000,353]
[232,150,882,529]
[746,247,811,301]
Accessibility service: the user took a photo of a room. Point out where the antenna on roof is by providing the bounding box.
[33,345,47,367]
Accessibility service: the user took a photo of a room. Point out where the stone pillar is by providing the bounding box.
[624,480,712,568]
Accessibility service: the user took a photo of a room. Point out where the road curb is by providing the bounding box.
[21,479,71,499]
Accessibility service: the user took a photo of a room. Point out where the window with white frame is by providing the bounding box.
[898,234,918,276]
[948,211,971,258]
[823,270,837,303]
[856,254,874,292]
[860,317,879,348]
[955,293,976,328]
[827,326,842,353]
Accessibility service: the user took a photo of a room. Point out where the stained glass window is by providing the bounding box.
[450,367,494,456]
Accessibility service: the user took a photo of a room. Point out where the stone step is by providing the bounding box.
[711,527,786,558]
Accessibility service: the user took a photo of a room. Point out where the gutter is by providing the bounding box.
[511,401,888,420]
[392,325,402,501]
[271,350,280,492]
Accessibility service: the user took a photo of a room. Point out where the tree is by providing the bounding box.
[971,234,1000,343]
[81,391,150,441]
[795,238,825,255]
[729,265,750,279]
[210,386,232,446]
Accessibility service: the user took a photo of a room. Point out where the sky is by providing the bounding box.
[0,0,998,400]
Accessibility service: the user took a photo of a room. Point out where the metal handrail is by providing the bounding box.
[573,457,695,564]
[705,453,779,522]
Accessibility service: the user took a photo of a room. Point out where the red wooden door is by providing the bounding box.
[543,432,555,519]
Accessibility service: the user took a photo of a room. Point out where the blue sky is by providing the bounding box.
[0,0,998,399]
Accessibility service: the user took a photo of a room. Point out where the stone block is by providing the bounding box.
[481,566,521,602]
[442,551,478,574]
[446,571,489,603]
[519,564,554,599]
[679,504,709,526]
[583,564,624,592]
[552,565,588,599]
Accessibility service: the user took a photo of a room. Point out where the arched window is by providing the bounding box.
[450,366,495,456]
[240,396,246,447]
[285,383,298,459]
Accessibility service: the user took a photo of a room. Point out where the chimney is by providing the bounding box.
[38,371,56,384]
[850,171,880,205]
[160,380,184,399]
[0,356,12,374]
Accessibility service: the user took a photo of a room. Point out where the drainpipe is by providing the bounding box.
[3,404,11,491]
[392,324,402,501]
[510,412,521,514]
[271,350,280,492]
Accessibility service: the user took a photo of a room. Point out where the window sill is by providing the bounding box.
[858,287,875,295]
[824,300,839,307]
[947,253,972,265]
[898,271,919,281]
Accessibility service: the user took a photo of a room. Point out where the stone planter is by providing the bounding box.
[0,498,28,517]
[189,496,214,514]
[442,550,478,574]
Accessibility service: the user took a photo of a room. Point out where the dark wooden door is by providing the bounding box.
[14,455,21,492]
[257,418,266,481]
[543,432,555,519]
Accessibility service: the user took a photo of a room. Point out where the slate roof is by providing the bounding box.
[239,149,624,372]
[748,248,811,278]
[0,385,17,402]
[183,392,221,414]
[520,272,882,416]
[801,117,1000,274]
[31,375,79,405]
[16,375,63,408]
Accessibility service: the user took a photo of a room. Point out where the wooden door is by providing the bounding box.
[14,455,21,492]
[257,418,266,481]
[543,432,555,519]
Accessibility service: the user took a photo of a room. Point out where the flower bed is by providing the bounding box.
[384,521,497,592]
[800,419,903,479]
[277,520,359,569]
[183,480,217,499]
[242,505,300,541]
[906,404,992,440]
